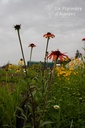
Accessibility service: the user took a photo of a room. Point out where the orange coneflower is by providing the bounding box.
[47,49,69,62]
[43,32,55,38]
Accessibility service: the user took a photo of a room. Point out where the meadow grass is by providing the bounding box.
[0,63,85,128]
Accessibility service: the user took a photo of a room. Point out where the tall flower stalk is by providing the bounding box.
[82,38,85,62]
[14,24,27,74]
[28,43,36,66]
[43,32,55,68]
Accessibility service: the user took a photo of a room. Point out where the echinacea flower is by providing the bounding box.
[82,38,85,41]
[47,49,69,62]
[43,32,55,68]
[28,43,36,48]
[14,24,21,30]
[43,32,55,38]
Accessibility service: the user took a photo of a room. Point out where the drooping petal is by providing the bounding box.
[53,55,57,61]
[47,50,69,61]
[43,32,55,38]
[28,43,36,47]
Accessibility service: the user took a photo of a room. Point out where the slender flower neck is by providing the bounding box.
[82,38,85,62]
[29,47,33,61]
[28,43,36,66]
[14,24,27,76]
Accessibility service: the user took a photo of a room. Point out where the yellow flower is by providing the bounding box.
[16,69,21,73]
[73,72,77,75]
[18,59,24,66]
[59,71,66,75]
[69,67,74,71]
[64,72,70,77]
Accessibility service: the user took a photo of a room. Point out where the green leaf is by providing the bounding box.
[32,90,36,97]
[40,121,54,127]
[16,107,27,120]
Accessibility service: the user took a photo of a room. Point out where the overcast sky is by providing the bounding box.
[0,0,85,66]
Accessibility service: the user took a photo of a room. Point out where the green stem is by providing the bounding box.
[84,41,85,61]
[29,47,33,66]
[37,71,53,126]
[17,30,27,76]
[44,37,50,68]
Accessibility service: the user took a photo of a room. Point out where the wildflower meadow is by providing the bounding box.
[0,25,85,128]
